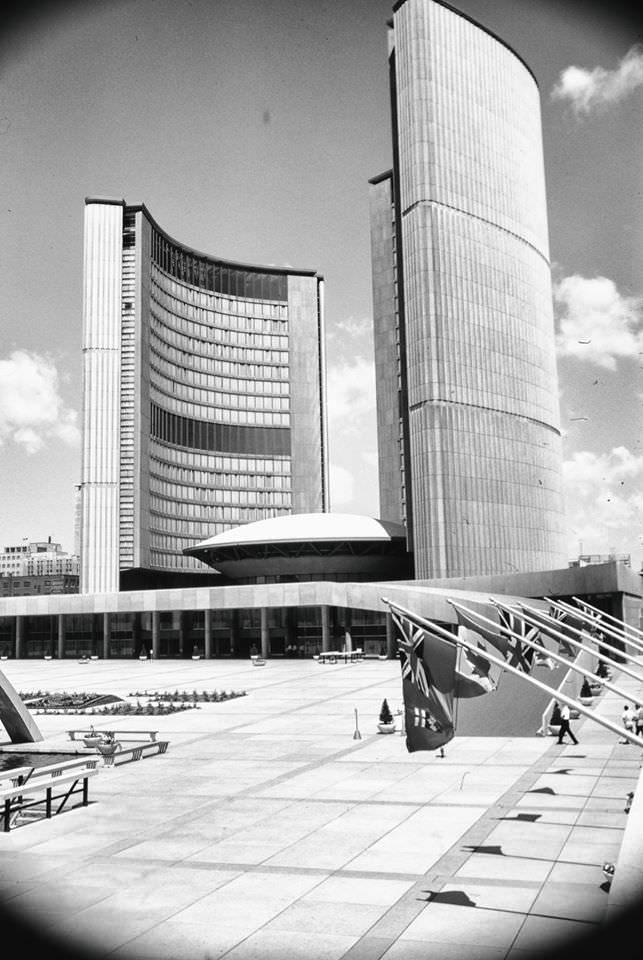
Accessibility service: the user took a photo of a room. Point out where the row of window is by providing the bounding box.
[149,331,289,381]
[149,322,289,369]
[149,449,291,475]
[151,232,290,301]
[150,403,291,455]
[150,487,292,516]
[149,361,290,411]
[150,298,288,353]
[149,348,289,396]
[149,387,291,427]
[151,275,288,329]
[149,511,290,551]
[150,306,289,362]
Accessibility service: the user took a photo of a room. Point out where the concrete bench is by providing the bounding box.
[1,767,100,832]
[0,756,101,790]
[67,729,159,742]
[100,740,169,767]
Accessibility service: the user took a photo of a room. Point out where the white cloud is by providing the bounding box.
[326,355,376,433]
[551,44,643,115]
[563,446,643,566]
[0,350,80,454]
[554,275,643,369]
[329,463,355,507]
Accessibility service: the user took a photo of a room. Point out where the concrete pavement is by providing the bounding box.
[0,656,641,960]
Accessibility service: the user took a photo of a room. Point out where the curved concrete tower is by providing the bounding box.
[369,0,567,579]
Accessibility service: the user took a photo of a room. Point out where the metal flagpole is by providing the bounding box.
[492,598,643,709]
[536,600,643,683]
[383,597,643,749]
[571,596,643,647]
[550,599,643,668]
[557,598,643,659]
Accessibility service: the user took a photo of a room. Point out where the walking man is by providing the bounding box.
[557,703,579,745]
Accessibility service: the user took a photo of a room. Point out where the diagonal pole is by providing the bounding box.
[571,596,643,647]
[383,597,643,748]
[493,598,643,709]
[554,598,643,660]
[537,600,643,682]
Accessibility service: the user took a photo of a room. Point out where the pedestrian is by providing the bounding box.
[557,703,579,745]
[620,704,633,744]
[633,704,643,738]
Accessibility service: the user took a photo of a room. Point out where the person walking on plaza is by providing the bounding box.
[633,704,643,738]
[557,703,579,745]
[620,704,634,743]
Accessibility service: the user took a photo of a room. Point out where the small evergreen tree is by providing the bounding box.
[379,698,394,724]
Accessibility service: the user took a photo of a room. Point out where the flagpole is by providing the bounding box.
[383,597,643,748]
[521,599,643,686]
[492,598,643,709]
[571,596,643,648]
[556,598,643,659]
[550,599,643,669]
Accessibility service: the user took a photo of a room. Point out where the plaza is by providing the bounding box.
[1,655,641,959]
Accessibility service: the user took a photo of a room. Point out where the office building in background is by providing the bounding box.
[369,0,567,579]
[80,198,328,594]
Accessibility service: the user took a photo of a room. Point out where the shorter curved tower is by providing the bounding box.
[80,198,327,593]
[369,0,567,579]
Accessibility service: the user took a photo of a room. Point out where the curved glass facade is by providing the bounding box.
[81,200,327,593]
[370,0,567,579]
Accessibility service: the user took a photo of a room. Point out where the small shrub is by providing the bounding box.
[379,699,394,724]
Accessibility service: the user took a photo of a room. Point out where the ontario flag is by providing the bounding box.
[391,607,490,752]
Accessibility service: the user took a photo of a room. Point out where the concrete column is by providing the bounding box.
[229,611,237,656]
[57,614,65,659]
[344,608,352,654]
[385,612,395,659]
[321,605,331,653]
[260,607,269,659]
[178,611,186,657]
[15,616,23,659]
[102,613,110,659]
[204,609,212,659]
[152,611,160,660]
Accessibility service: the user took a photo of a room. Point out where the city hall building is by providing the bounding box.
[0,2,640,662]
[80,198,328,595]
[369,0,567,580]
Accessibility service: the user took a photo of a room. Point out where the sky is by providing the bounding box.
[1,0,642,570]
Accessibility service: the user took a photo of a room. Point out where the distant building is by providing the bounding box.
[569,553,632,569]
[80,198,328,594]
[0,574,79,598]
[369,0,567,579]
[0,539,79,579]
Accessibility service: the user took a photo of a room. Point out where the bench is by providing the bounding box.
[67,729,159,742]
[100,740,169,767]
[1,767,100,832]
[0,756,101,790]
[316,650,363,664]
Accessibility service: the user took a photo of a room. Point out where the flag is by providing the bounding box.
[453,602,543,674]
[393,612,458,752]
[521,603,576,658]
[452,603,510,658]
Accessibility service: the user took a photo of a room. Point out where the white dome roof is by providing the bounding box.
[190,513,406,550]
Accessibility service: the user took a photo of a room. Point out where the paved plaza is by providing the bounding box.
[0,656,641,959]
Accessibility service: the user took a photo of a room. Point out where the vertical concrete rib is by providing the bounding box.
[80,199,124,593]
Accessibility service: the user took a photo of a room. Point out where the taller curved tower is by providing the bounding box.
[80,199,327,593]
[369,0,566,579]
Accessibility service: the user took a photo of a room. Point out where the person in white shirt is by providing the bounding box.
[557,703,579,745]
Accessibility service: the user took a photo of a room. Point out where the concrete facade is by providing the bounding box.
[369,0,567,580]
[80,199,327,595]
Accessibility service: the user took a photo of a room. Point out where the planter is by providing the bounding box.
[548,724,561,737]
[191,655,201,661]
[83,735,104,748]
[90,655,99,661]
[96,741,121,756]
[579,696,593,706]
[44,655,53,661]
[377,722,397,734]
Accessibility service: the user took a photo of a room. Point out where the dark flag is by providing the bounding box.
[452,602,542,673]
[393,612,458,752]
[520,603,576,658]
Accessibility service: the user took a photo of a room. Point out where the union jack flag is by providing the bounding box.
[398,623,432,698]
[497,608,542,672]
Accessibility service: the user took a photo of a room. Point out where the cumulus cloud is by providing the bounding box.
[563,446,643,565]
[0,350,80,454]
[554,275,643,369]
[326,355,376,432]
[551,44,643,115]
